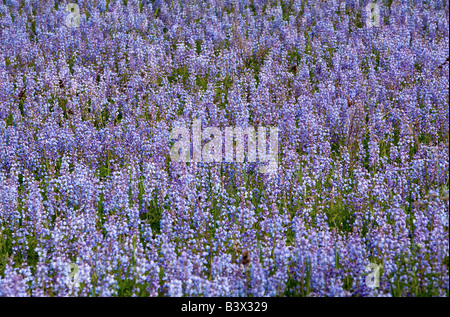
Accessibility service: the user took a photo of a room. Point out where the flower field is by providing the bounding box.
[0,0,448,297]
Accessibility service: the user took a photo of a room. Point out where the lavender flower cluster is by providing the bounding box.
[0,0,448,297]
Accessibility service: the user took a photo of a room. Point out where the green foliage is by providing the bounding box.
[139,191,163,236]
[68,53,76,75]
[385,0,394,9]
[362,133,370,171]
[6,113,14,127]
[285,228,294,246]
[378,137,391,162]
[196,75,208,90]
[195,39,202,54]
[28,18,36,41]
[287,48,301,74]
[93,107,113,129]
[392,122,400,145]
[97,193,107,238]
[248,1,256,15]
[414,62,422,72]
[385,245,447,297]
[244,48,268,84]
[343,275,353,292]
[326,198,351,231]
[117,278,134,296]
[0,228,13,277]
[214,75,234,110]
[354,10,364,29]
[26,236,39,273]
[283,261,311,297]
[281,1,290,21]
[168,66,189,85]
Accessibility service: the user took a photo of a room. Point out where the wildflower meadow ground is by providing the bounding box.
[0,0,448,297]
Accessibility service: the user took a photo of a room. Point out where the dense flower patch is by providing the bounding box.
[0,0,448,296]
